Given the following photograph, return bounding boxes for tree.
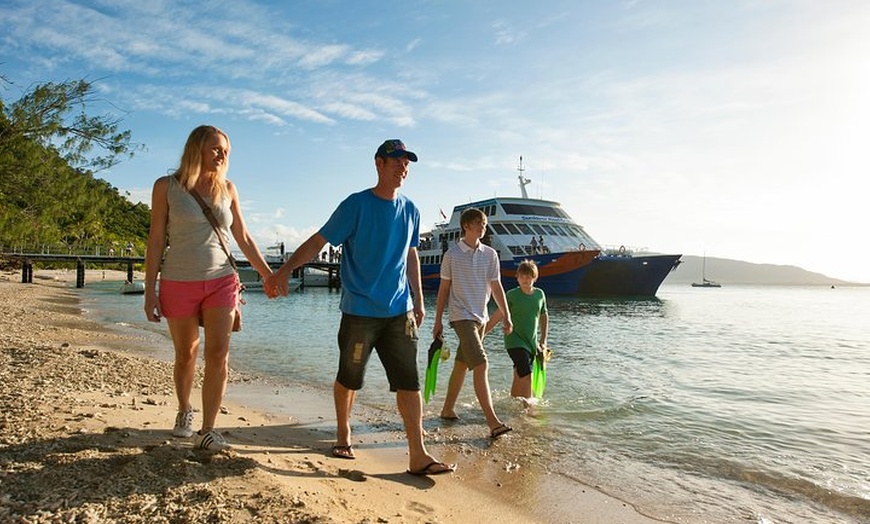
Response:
[0,76,149,253]
[0,78,141,172]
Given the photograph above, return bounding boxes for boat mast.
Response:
[518,156,531,199]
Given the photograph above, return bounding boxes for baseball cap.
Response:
[375,139,418,162]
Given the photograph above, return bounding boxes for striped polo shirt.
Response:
[441,239,501,324]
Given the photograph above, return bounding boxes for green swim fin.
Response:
[531,349,547,399]
[424,335,444,404]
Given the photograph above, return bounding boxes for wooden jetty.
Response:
[2,252,341,290]
[2,253,145,288]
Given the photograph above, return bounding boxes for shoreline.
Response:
[0,270,665,523]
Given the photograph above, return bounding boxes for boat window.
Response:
[491,223,509,235]
[553,225,568,236]
[515,223,534,235]
[508,245,526,256]
[542,224,556,235]
[502,203,565,218]
[486,205,497,216]
[504,223,522,235]
[530,224,546,235]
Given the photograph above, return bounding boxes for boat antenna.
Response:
[518,156,531,199]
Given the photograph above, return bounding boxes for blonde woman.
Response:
[144,125,272,451]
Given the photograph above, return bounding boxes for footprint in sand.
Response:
[406,500,434,514]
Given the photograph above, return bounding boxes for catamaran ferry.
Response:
[418,165,681,297]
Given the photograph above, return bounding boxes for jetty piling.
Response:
[3,253,146,288]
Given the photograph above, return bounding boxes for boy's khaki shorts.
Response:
[450,319,487,369]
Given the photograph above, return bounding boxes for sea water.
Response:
[80,282,869,523]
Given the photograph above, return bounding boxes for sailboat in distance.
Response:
[692,253,721,288]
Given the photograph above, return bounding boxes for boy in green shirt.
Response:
[487,260,549,399]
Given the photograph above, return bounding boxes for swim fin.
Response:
[531,348,547,399]
[424,335,444,404]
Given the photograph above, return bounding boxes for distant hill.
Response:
[661,255,866,286]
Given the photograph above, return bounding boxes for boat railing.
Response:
[600,245,648,256]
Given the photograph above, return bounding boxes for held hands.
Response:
[261,268,277,298]
[263,270,289,298]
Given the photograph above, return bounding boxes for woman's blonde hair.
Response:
[172,125,230,204]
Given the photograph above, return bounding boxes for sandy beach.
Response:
[0,269,666,523]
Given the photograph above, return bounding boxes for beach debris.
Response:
[338,468,367,482]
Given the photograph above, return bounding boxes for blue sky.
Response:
[2,0,868,283]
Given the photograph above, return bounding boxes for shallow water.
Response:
[82,282,870,523]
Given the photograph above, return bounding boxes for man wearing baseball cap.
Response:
[267,139,455,477]
[374,138,419,162]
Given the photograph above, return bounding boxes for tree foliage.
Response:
[0,77,150,254]
[0,78,139,172]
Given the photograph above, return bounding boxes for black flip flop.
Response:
[407,461,456,476]
[331,445,355,459]
[490,424,513,439]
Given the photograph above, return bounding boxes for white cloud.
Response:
[299,44,350,68]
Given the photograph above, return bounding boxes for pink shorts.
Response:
[159,273,240,319]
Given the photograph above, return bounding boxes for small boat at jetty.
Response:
[418,160,682,297]
[238,243,301,292]
[119,280,145,295]
[300,266,331,287]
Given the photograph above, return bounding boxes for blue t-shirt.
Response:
[320,189,420,317]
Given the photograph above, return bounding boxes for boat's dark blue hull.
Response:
[575,254,682,297]
[421,252,681,297]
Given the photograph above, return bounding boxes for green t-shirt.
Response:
[503,286,547,354]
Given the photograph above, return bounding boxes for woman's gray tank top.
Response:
[160,175,235,281]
